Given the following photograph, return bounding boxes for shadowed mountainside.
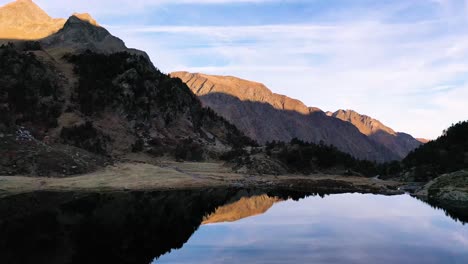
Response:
[171,72,401,162]
[329,109,422,158]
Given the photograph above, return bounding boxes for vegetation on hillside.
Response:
[403,121,468,181]
[0,44,63,130]
[65,51,255,157]
[222,138,390,177]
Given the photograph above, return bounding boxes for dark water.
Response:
[0,189,466,264]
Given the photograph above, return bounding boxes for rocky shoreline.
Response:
[414,170,468,206]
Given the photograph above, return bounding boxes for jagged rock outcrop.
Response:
[0,0,66,40]
[329,109,422,158]
[171,72,399,162]
[41,15,128,54]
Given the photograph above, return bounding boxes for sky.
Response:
[3,0,468,138]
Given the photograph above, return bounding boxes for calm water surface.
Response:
[0,190,467,264]
[155,193,468,264]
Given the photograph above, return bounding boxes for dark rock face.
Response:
[171,72,398,162]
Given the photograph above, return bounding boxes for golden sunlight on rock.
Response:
[0,0,65,40]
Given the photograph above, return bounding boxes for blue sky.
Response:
[3,0,468,138]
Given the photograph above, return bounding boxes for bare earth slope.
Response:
[330,109,422,158]
[171,71,400,162]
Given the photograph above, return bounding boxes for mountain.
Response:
[0,0,66,40]
[329,109,422,158]
[417,138,430,144]
[171,72,401,162]
[41,15,130,54]
[0,1,254,176]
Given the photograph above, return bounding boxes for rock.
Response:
[415,170,468,203]
[231,153,288,175]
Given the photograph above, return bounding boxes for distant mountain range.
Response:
[171,72,423,161]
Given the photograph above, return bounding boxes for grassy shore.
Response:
[0,161,404,197]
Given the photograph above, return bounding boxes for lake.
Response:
[155,193,468,264]
[0,190,466,264]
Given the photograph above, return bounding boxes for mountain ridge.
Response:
[171,71,404,162]
[171,71,422,161]
[329,109,422,158]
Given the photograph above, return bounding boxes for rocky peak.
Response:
[72,13,99,26]
[0,0,50,22]
[0,0,66,40]
[41,15,127,53]
[331,109,422,158]
[331,109,395,136]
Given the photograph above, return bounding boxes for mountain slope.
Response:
[0,3,254,176]
[0,0,65,40]
[171,71,399,162]
[329,109,422,158]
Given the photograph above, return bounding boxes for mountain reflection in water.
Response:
[0,189,466,264]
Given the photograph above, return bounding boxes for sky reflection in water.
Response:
[155,193,468,264]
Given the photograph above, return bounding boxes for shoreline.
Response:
[0,161,404,198]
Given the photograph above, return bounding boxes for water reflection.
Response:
[0,189,466,264]
[156,194,468,264]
